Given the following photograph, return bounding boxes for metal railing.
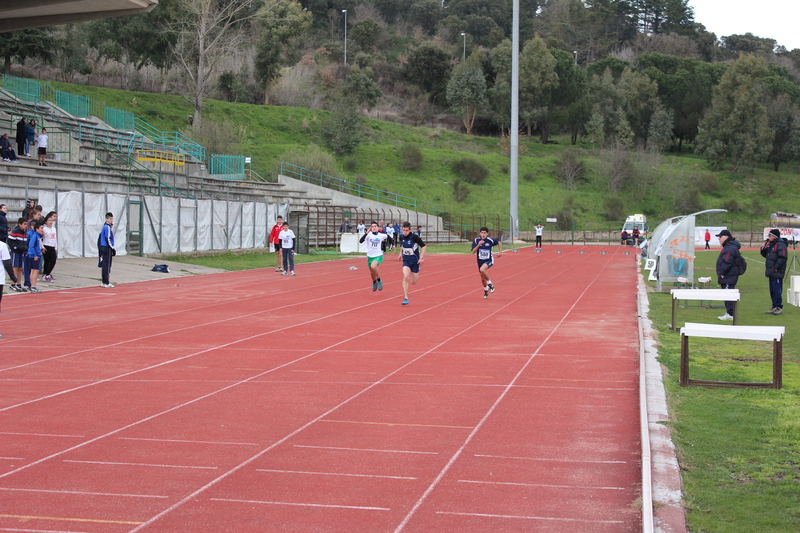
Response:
[210,154,245,180]
[134,118,205,162]
[280,163,446,216]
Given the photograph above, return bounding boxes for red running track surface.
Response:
[0,245,642,533]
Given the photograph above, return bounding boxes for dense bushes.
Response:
[451,156,489,184]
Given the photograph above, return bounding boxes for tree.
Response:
[647,103,674,151]
[350,18,383,51]
[344,67,383,110]
[409,0,442,34]
[171,0,266,126]
[403,42,452,105]
[0,29,56,74]
[321,103,364,155]
[254,0,312,104]
[696,54,774,171]
[765,94,800,171]
[52,24,93,82]
[446,55,487,135]
[519,38,558,141]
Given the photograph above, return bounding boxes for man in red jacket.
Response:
[269,215,284,272]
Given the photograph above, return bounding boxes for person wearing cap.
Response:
[715,229,741,321]
[760,229,788,315]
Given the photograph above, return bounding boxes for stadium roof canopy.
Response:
[0,0,158,32]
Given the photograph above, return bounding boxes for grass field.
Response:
[647,249,800,532]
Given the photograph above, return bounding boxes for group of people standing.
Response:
[2,118,49,166]
[1,200,59,296]
[714,228,789,320]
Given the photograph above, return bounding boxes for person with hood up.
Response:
[760,228,788,315]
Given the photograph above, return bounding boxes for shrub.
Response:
[522,172,536,182]
[722,198,741,212]
[501,164,509,174]
[452,179,470,202]
[343,157,358,171]
[355,174,368,185]
[553,208,574,230]
[321,103,364,155]
[275,144,336,177]
[399,143,423,170]
[451,157,489,185]
[604,196,625,221]
[555,149,586,190]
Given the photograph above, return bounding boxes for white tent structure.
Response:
[645,209,726,291]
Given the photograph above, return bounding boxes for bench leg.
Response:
[671,298,677,332]
[733,300,739,325]
[773,339,783,389]
[680,334,689,386]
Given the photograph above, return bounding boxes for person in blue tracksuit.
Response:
[471,226,502,299]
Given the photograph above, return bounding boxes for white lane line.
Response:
[0,527,86,533]
[117,437,259,446]
[0,432,83,438]
[210,498,390,511]
[256,469,416,480]
[392,254,623,533]
[457,479,626,490]
[0,487,167,498]
[435,511,623,524]
[473,454,626,464]
[294,445,438,455]
[62,460,217,470]
[0,457,25,460]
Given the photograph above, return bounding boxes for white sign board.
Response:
[546,218,557,223]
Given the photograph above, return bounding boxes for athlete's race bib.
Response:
[479,249,490,260]
[402,248,415,255]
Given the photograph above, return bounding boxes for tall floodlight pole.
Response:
[461,32,466,61]
[573,50,577,65]
[342,10,348,65]
[509,0,519,238]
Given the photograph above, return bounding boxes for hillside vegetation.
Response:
[54,79,800,230]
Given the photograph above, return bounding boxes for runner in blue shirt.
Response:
[397,221,426,305]
[471,226,502,299]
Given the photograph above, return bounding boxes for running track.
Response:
[0,245,641,532]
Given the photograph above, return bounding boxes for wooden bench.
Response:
[679,322,785,389]
[670,288,740,331]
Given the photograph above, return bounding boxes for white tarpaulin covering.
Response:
[35,189,281,257]
[37,190,128,259]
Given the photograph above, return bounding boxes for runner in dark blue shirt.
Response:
[397,221,426,305]
[471,226,502,299]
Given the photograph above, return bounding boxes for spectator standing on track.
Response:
[15,117,26,157]
[620,230,629,246]
[41,211,57,282]
[0,238,19,338]
[7,218,27,292]
[397,221,426,306]
[339,217,352,233]
[98,212,115,288]
[392,220,401,242]
[37,128,48,166]
[632,226,640,246]
[760,228,788,316]
[26,219,44,293]
[535,223,543,249]
[0,204,8,242]
[25,119,36,157]
[269,215,284,272]
[279,221,296,276]
[704,229,711,250]
[715,229,740,321]
[360,221,388,292]
[471,226,502,299]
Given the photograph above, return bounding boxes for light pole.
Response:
[573,50,577,65]
[342,9,347,65]
[461,32,466,61]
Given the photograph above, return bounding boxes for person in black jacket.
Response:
[760,229,788,315]
[0,204,8,242]
[16,117,27,156]
[715,229,741,321]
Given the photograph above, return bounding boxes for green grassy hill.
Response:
[53,81,800,230]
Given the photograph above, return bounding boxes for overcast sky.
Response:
[690,0,799,50]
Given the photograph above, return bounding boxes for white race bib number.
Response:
[479,249,490,260]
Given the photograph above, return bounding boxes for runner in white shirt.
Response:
[359,221,388,291]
